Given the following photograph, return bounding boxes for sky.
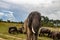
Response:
[0,0,60,22]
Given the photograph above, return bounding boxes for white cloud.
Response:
[0,0,60,21]
[0,11,17,21]
[0,1,10,9]
[55,11,60,20]
[0,12,4,18]
[4,11,17,21]
[0,12,4,16]
[3,0,53,5]
[47,14,57,20]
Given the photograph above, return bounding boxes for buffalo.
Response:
[17,27,24,33]
[25,11,41,40]
[39,28,51,37]
[8,26,18,34]
[49,31,60,40]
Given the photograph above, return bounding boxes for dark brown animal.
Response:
[49,31,60,40]
[17,27,24,33]
[8,26,18,34]
[25,11,41,40]
[39,28,51,36]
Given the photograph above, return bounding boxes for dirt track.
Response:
[0,38,6,40]
[0,33,26,40]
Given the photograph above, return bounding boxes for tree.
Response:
[0,19,3,22]
[53,20,60,27]
[7,20,10,23]
[44,16,49,23]
[20,21,23,24]
[41,16,49,23]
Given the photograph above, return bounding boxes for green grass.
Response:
[0,22,60,40]
[0,34,16,40]
[0,22,23,40]
[0,22,22,34]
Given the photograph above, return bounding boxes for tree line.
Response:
[0,19,23,24]
[41,16,60,27]
[0,16,60,27]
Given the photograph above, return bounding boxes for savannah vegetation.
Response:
[0,16,60,40]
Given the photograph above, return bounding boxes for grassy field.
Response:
[0,22,60,40]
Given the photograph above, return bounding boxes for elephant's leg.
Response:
[33,33,38,40]
[27,27,32,40]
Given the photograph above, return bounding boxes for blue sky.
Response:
[0,0,60,22]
